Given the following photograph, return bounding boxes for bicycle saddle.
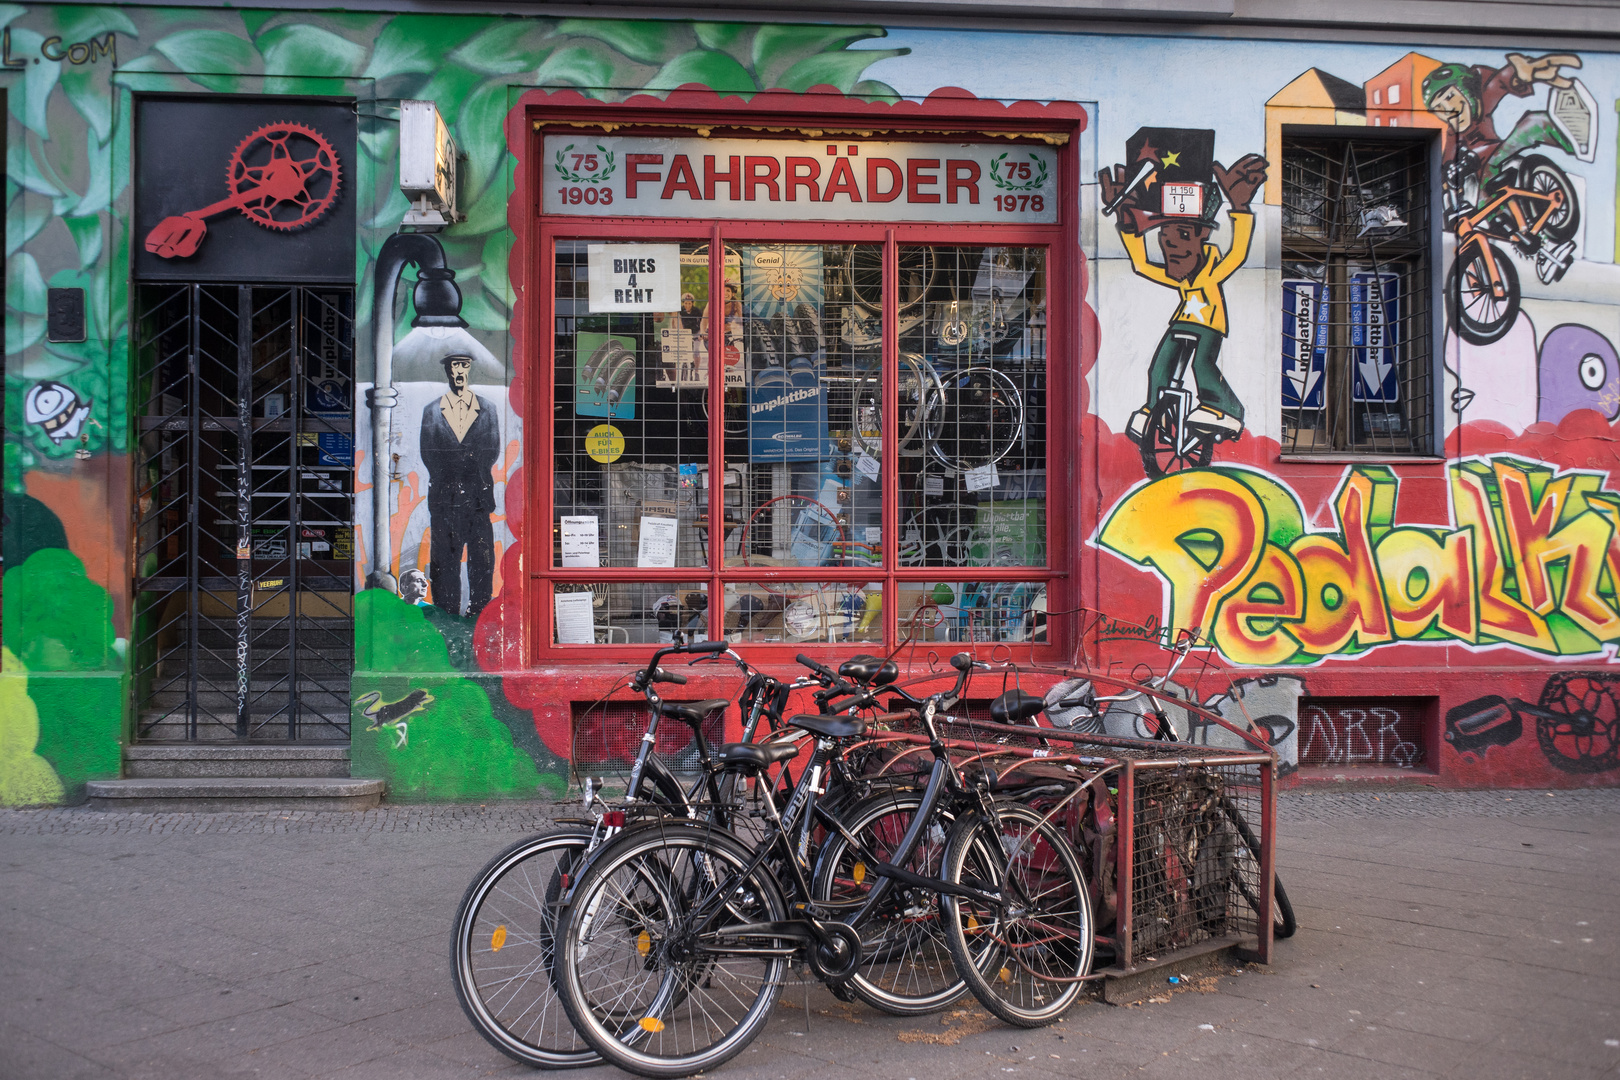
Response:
[990,689,1046,725]
[788,713,868,739]
[659,699,730,727]
[838,655,898,686]
[718,740,800,772]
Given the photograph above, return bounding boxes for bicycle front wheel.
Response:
[555,822,788,1079]
[811,791,970,1015]
[451,827,600,1068]
[942,804,1094,1027]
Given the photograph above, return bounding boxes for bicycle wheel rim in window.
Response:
[941,804,1094,1027]
[809,791,972,1015]
[555,823,788,1079]
[851,353,943,461]
[740,495,847,593]
[451,828,601,1068]
[848,245,936,314]
[926,367,1024,474]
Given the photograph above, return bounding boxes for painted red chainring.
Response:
[226,121,342,231]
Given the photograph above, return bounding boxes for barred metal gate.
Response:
[132,284,355,741]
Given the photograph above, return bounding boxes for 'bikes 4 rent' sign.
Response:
[542,135,1058,224]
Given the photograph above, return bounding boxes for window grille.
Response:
[1281,137,1433,454]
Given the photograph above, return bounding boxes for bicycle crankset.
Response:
[145,121,342,259]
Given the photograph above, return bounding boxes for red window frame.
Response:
[516,88,1087,665]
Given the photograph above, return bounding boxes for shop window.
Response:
[1281,136,1434,455]
[545,235,1057,653]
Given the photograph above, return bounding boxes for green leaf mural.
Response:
[0,8,906,802]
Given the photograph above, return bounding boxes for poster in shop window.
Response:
[654,250,744,388]
[745,245,829,461]
[576,330,637,419]
[1282,278,1327,411]
[1350,271,1400,403]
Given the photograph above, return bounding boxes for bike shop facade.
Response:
[3,1,1619,806]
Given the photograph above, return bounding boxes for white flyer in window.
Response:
[636,516,679,568]
[560,516,600,567]
[555,592,597,644]
[855,452,881,483]
[587,243,682,313]
[964,463,1000,492]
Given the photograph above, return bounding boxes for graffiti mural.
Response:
[1099,455,1620,666]
[1445,673,1620,773]
[1098,128,1267,476]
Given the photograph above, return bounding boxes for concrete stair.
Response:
[87,745,384,811]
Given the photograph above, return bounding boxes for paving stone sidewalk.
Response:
[2,788,1617,1080]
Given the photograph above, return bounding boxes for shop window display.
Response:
[548,235,1053,650]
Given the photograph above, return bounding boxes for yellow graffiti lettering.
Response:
[1101,456,1620,664]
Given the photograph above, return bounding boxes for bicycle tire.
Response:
[941,804,1094,1028]
[810,790,971,1015]
[1514,155,1579,246]
[555,821,788,1079]
[1273,873,1297,939]
[1140,394,1212,478]
[452,827,601,1069]
[851,353,943,460]
[1447,242,1519,346]
[925,367,1025,474]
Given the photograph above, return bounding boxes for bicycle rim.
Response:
[557,823,787,1079]
[451,828,600,1068]
[943,805,1094,1027]
[811,792,969,1015]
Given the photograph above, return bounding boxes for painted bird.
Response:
[355,689,434,749]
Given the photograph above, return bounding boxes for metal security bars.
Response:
[1281,137,1434,454]
[132,284,355,742]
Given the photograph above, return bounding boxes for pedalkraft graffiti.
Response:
[1099,455,1620,665]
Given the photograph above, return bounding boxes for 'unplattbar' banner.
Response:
[542,136,1059,223]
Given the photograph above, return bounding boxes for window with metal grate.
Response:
[1281,137,1435,455]
[1298,696,1430,768]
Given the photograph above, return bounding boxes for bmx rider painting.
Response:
[1100,127,1269,446]
[1421,53,1582,185]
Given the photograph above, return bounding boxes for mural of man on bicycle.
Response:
[1099,128,1268,470]
[1422,52,1584,184]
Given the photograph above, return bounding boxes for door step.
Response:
[85,776,385,812]
[125,744,352,778]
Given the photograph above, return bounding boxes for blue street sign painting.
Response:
[749,363,829,461]
[1351,272,1400,403]
[1282,279,1326,410]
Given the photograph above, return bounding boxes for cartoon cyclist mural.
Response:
[1423,52,1597,292]
[1099,128,1268,477]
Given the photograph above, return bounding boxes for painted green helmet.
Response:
[1421,63,1483,114]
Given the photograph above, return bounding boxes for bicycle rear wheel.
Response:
[451,827,600,1068]
[941,804,1094,1027]
[555,822,788,1079]
[811,791,971,1015]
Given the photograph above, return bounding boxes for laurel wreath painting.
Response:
[989,152,1050,192]
[554,144,617,184]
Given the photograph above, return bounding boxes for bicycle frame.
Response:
[1450,176,1564,300]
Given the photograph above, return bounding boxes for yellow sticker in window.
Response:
[586,423,625,463]
[491,925,507,952]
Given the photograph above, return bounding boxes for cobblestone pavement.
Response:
[2,788,1618,1079]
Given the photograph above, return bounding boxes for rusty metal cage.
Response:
[570,699,728,778]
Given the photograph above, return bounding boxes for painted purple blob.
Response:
[1538,324,1620,425]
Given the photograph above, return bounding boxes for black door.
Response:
[132,284,355,741]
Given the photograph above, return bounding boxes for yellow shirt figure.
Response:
[1120,211,1253,336]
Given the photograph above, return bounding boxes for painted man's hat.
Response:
[1120,127,1223,226]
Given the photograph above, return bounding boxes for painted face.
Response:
[445,357,472,391]
[1538,324,1620,425]
[1429,86,1474,133]
[1157,222,1210,281]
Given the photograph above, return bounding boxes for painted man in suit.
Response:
[420,354,500,617]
